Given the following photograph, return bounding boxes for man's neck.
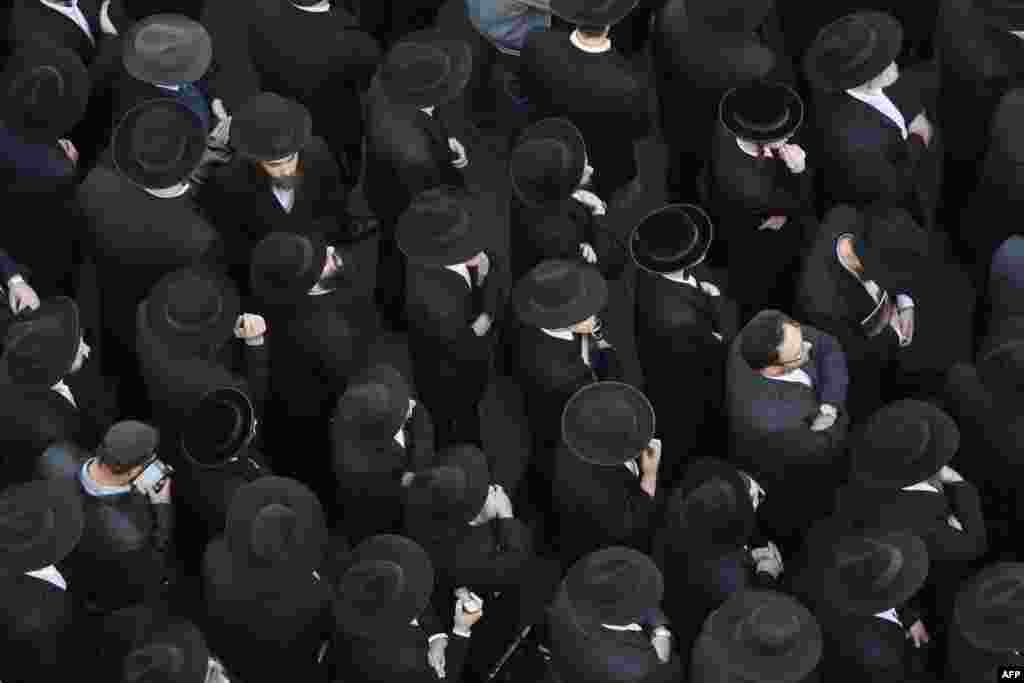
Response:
[570,29,611,53]
[87,461,131,488]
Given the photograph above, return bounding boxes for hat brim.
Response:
[821,532,930,617]
[122,14,213,85]
[514,261,608,329]
[0,296,82,387]
[704,590,823,683]
[145,268,241,353]
[565,548,663,625]
[510,118,588,208]
[803,12,903,92]
[562,381,655,466]
[225,477,327,571]
[955,562,1024,652]
[181,387,257,468]
[0,479,84,576]
[112,98,207,189]
[396,189,488,267]
[1,43,91,143]
[852,402,960,488]
[630,204,714,275]
[231,98,314,162]
[251,232,327,306]
[379,34,473,109]
[719,83,804,144]
[671,458,756,549]
[334,365,412,445]
[550,0,640,26]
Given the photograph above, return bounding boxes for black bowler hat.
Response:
[510,117,587,208]
[335,534,435,638]
[182,387,257,467]
[954,562,1024,652]
[720,81,804,144]
[562,381,655,466]
[112,98,206,189]
[821,532,929,616]
[333,364,412,445]
[629,204,714,275]
[565,547,664,625]
[145,267,241,352]
[667,457,755,550]
[122,14,212,84]
[0,296,81,388]
[975,0,1024,29]
[250,231,329,305]
[405,445,491,533]
[0,479,84,576]
[513,259,608,329]
[550,0,640,26]
[851,399,960,489]
[231,92,313,162]
[701,590,823,683]
[1,43,90,143]
[978,335,1024,401]
[121,620,210,683]
[396,186,487,267]
[378,31,472,109]
[804,12,903,92]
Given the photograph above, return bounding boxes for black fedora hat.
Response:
[955,562,1024,652]
[562,381,655,466]
[0,296,82,388]
[122,14,212,84]
[225,476,327,572]
[975,0,1024,29]
[513,259,608,329]
[405,445,491,532]
[1,43,90,144]
[977,336,1024,401]
[121,620,210,683]
[550,0,640,26]
[804,12,903,92]
[378,30,472,108]
[566,547,663,625]
[332,364,412,445]
[181,387,257,468]
[851,399,960,489]
[822,532,929,616]
[720,81,804,144]
[250,231,328,305]
[335,534,435,638]
[396,186,487,267]
[145,267,240,353]
[112,98,206,189]
[629,204,714,275]
[687,0,774,33]
[510,117,587,208]
[668,457,755,550]
[231,92,313,162]
[0,479,84,576]
[702,590,823,683]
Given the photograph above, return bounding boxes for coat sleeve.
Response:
[711,294,742,343]
[598,471,661,547]
[243,342,271,421]
[451,519,534,591]
[0,248,24,283]
[482,249,507,323]
[406,402,437,472]
[808,328,850,408]
[938,481,988,561]
[827,116,926,205]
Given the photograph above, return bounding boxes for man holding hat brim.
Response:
[201,476,333,682]
[547,547,681,683]
[708,80,813,320]
[948,562,1024,682]
[551,381,663,564]
[397,185,506,450]
[631,203,739,486]
[804,11,941,230]
[519,0,652,204]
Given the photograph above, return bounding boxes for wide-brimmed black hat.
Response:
[231,92,313,162]
[145,267,240,353]
[513,259,608,329]
[112,98,206,189]
[630,204,714,275]
[335,534,435,639]
[562,381,655,466]
[121,620,210,683]
[0,296,81,388]
[551,0,640,26]
[687,0,774,33]
[954,562,1024,652]
[821,532,929,616]
[225,476,327,573]
[396,186,487,267]
[182,387,257,468]
[122,14,212,84]
[975,0,1024,29]
[0,479,84,576]
[720,81,804,144]
[405,445,491,533]
[804,12,903,92]
[1,43,90,143]
[701,590,823,683]
[667,457,755,550]
[566,547,663,625]
[377,31,472,108]
[510,117,587,208]
[851,400,960,489]
[332,364,412,446]
[250,231,328,305]
[977,335,1024,401]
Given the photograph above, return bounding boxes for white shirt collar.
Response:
[623,459,639,478]
[661,269,698,288]
[51,379,76,408]
[99,0,117,34]
[444,262,472,288]
[874,608,903,628]
[293,0,331,10]
[739,469,766,510]
[394,399,416,446]
[40,0,95,43]
[601,622,643,632]
[144,182,191,199]
[845,87,908,140]
[420,106,435,117]
[271,184,296,213]
[155,82,181,92]
[1012,30,1024,40]
[902,481,940,493]
[766,367,813,388]
[541,327,575,341]
[26,565,67,590]
[569,29,612,53]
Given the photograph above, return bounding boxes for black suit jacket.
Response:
[813,609,929,683]
[10,0,101,64]
[334,619,470,683]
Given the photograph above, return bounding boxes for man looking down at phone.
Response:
[60,420,176,614]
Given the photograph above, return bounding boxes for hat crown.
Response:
[586,557,643,612]
[817,14,882,79]
[685,477,739,522]
[123,643,187,682]
[343,559,407,607]
[385,43,451,94]
[194,397,243,453]
[976,577,1024,621]
[736,604,803,656]
[637,210,700,264]
[131,106,190,171]
[512,139,574,200]
[578,396,641,440]
[14,65,65,118]
[249,503,299,563]
[3,316,71,385]
[0,503,55,554]
[132,17,206,75]
[725,83,796,138]
[163,275,225,332]
[836,538,905,595]
[530,261,585,312]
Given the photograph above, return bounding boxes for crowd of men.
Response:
[1,0,1023,681]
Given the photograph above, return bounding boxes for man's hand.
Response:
[639,438,661,497]
[750,542,784,579]
[490,485,513,519]
[471,313,492,337]
[776,144,807,174]
[146,478,172,505]
[427,637,447,679]
[906,620,930,648]
[937,465,964,484]
[453,589,484,636]
[7,277,40,314]
[466,251,490,280]
[698,281,721,297]
[908,113,934,147]
[810,406,838,432]
[401,471,416,488]
[580,242,598,264]
[572,189,607,216]
[209,99,232,148]
[759,215,788,231]
[57,138,79,165]
[896,307,914,346]
[234,313,267,346]
[448,138,469,169]
[650,629,672,663]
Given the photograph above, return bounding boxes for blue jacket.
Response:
[465,0,551,54]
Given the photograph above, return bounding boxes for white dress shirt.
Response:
[444,262,473,288]
[293,0,331,11]
[602,622,644,632]
[541,326,591,367]
[874,608,903,628]
[394,399,416,447]
[272,186,296,213]
[51,380,77,408]
[40,0,95,44]
[767,368,813,388]
[846,87,908,140]
[25,564,67,591]
[99,0,116,34]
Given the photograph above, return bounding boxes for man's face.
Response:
[776,322,811,370]
[260,153,300,184]
[69,337,90,374]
